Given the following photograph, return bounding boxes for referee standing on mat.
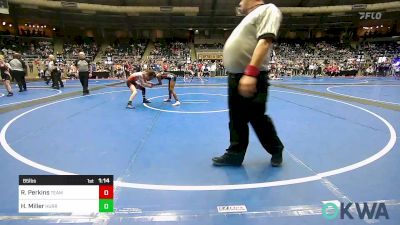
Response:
[75,52,92,95]
[212,0,284,167]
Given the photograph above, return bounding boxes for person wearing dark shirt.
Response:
[155,72,180,106]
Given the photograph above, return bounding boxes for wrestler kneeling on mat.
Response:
[155,72,181,106]
[126,70,156,109]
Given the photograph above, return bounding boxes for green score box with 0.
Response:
[19,175,114,213]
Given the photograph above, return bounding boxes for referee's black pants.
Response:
[79,71,89,94]
[51,71,63,88]
[12,70,26,91]
[227,71,284,156]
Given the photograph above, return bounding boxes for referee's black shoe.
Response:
[212,152,244,166]
[271,153,283,167]
[143,98,151,104]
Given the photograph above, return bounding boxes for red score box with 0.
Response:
[99,185,114,199]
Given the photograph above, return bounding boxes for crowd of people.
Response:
[107,42,147,58]
[62,41,99,61]
[86,41,149,79]
[270,41,400,77]
[1,36,399,86]
[149,41,191,64]
[87,40,195,79]
[0,37,54,60]
[195,43,224,49]
[22,41,54,59]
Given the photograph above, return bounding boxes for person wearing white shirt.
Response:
[9,53,27,92]
[210,62,217,77]
[213,0,284,167]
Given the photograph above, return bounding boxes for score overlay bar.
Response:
[19,175,114,213]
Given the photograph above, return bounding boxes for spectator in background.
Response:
[366,65,375,76]
[9,53,27,92]
[210,61,217,77]
[28,61,34,74]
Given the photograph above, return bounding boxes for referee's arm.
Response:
[239,38,273,97]
[249,38,273,68]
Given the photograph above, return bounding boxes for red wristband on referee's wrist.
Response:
[244,65,260,77]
